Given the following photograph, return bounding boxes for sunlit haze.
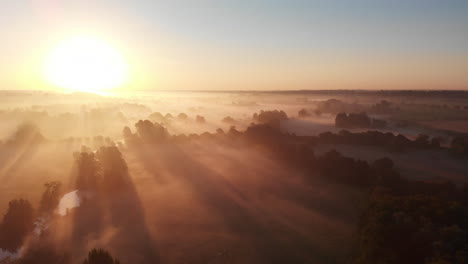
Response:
[1,2,468,264]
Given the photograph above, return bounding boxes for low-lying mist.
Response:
[1,90,468,264]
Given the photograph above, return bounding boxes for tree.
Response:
[177,113,188,120]
[356,195,468,264]
[74,151,101,191]
[39,181,62,215]
[371,158,401,190]
[222,116,235,124]
[253,110,288,125]
[335,112,372,128]
[431,137,442,148]
[335,113,348,128]
[135,120,169,143]
[195,115,206,123]
[83,249,121,264]
[415,134,430,147]
[348,112,371,128]
[298,108,310,118]
[316,150,373,188]
[388,134,412,152]
[96,146,129,192]
[0,199,34,251]
[7,123,44,146]
[371,118,387,128]
[450,137,466,155]
[147,112,164,122]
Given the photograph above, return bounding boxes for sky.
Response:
[0,0,467,91]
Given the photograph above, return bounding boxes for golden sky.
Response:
[1,1,467,91]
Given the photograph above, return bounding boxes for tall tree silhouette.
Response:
[38,181,62,215]
[0,199,34,251]
[74,152,101,191]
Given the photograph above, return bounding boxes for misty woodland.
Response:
[0,90,467,264]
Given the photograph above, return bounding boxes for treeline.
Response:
[0,123,44,147]
[252,110,288,127]
[263,89,468,99]
[316,130,443,152]
[317,130,468,156]
[155,120,468,264]
[121,119,465,157]
[248,127,468,264]
[0,181,64,263]
[348,157,468,264]
[2,118,463,263]
[147,111,201,124]
[240,123,468,264]
[0,145,132,264]
[451,137,468,156]
[122,111,289,147]
[335,112,387,129]
[316,99,399,115]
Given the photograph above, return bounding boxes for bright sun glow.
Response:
[45,35,129,92]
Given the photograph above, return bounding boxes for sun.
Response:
[45,35,129,93]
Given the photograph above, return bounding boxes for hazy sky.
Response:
[1,0,467,91]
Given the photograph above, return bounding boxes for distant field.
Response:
[419,120,468,134]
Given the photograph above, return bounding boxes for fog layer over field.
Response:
[0,90,467,264]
